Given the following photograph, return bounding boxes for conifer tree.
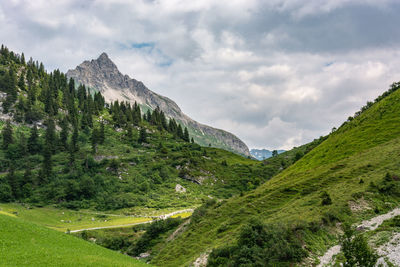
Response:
[45,118,56,154]
[2,120,13,150]
[6,164,18,199]
[183,127,190,142]
[71,125,79,152]
[177,124,184,139]
[27,125,40,154]
[138,127,147,143]
[99,121,105,144]
[126,124,133,143]
[41,144,52,182]
[91,127,100,153]
[17,131,27,157]
[59,117,69,150]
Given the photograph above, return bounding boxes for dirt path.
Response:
[317,207,400,267]
[69,209,193,233]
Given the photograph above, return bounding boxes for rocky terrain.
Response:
[67,53,250,156]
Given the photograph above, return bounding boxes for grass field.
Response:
[0,203,156,232]
[0,203,193,232]
[0,214,149,267]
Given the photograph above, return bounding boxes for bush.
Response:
[208,219,308,266]
[127,217,182,256]
[341,224,378,267]
[321,191,332,205]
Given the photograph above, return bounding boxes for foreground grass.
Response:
[0,214,149,267]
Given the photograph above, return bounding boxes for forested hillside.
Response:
[0,46,288,211]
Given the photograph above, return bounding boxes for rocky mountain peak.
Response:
[67,53,251,156]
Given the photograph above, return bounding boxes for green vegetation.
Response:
[152,82,400,266]
[340,224,378,267]
[0,45,284,212]
[74,217,186,264]
[207,219,307,266]
[0,214,148,266]
[0,203,152,232]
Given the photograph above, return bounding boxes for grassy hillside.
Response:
[152,83,400,266]
[0,214,148,266]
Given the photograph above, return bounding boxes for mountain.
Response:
[250,148,285,160]
[66,53,250,156]
[152,82,400,266]
[0,45,275,211]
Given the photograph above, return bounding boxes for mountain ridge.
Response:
[66,53,250,156]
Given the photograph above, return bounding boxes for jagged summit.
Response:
[67,53,250,156]
[98,52,109,59]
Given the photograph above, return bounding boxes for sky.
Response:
[1,0,400,150]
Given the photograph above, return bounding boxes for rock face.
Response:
[175,184,186,193]
[67,53,250,156]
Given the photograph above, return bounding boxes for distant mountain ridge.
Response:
[250,149,285,160]
[66,53,250,156]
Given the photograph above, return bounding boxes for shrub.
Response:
[208,220,308,266]
[341,224,378,267]
[321,191,332,205]
[127,217,182,256]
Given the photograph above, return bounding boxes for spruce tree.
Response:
[2,120,13,150]
[6,164,18,199]
[27,125,40,154]
[183,127,190,142]
[71,125,79,152]
[126,124,133,142]
[45,118,56,154]
[59,117,69,150]
[138,127,147,144]
[91,127,99,153]
[17,131,27,157]
[177,124,184,140]
[41,144,52,182]
[99,121,105,144]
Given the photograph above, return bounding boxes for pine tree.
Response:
[59,117,69,150]
[126,124,133,142]
[18,71,25,90]
[2,120,13,150]
[21,52,25,65]
[71,125,79,152]
[183,127,190,142]
[44,118,56,154]
[91,127,99,153]
[177,124,184,140]
[6,164,18,199]
[17,131,27,157]
[138,127,147,143]
[27,125,40,154]
[41,144,52,182]
[99,121,105,144]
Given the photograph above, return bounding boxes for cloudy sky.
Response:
[1,0,400,150]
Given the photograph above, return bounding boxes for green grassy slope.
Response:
[0,214,148,267]
[152,85,400,266]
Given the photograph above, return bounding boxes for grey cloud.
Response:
[1,0,400,149]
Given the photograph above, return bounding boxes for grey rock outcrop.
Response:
[66,53,250,156]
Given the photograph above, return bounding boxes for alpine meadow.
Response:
[1,1,400,267]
